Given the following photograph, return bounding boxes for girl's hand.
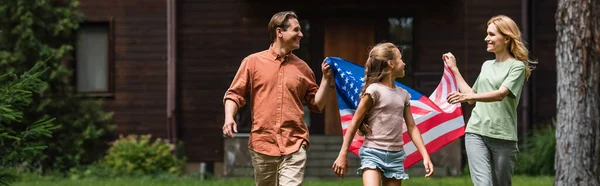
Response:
[423,158,434,177]
[331,155,348,178]
[442,52,458,70]
[447,91,470,104]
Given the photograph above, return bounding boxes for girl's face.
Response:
[485,23,509,53]
[389,48,406,78]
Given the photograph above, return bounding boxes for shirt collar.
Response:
[268,44,290,62]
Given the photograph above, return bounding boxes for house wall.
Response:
[78,0,169,138]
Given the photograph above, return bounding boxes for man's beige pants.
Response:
[249,145,307,186]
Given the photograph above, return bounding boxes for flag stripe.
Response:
[402,116,466,154]
[403,126,466,168]
[402,109,464,143]
[410,105,432,115]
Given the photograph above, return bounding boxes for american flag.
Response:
[325,57,465,168]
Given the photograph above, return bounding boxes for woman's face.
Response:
[484,23,509,53]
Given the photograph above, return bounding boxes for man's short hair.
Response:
[268,11,298,42]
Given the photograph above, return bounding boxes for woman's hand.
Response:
[447,91,471,104]
[442,52,458,71]
[332,154,348,178]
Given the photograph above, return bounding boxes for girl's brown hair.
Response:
[357,42,400,136]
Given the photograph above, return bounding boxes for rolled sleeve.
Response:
[223,58,251,108]
[304,71,320,113]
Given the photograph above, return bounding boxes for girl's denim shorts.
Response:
[357,146,409,180]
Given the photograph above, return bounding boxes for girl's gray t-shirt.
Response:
[362,83,411,151]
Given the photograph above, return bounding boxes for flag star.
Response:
[360,77,364,81]
[351,95,354,101]
[354,100,358,106]
[346,71,352,75]
[354,88,359,94]
[337,68,342,72]
[345,78,349,83]
[340,73,345,78]
[350,83,354,88]
[334,63,338,66]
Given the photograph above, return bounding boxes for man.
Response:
[222,11,333,186]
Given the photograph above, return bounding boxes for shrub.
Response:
[101,135,186,176]
[515,123,555,176]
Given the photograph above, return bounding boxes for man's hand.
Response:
[222,118,238,138]
[322,58,333,81]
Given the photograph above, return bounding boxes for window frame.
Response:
[74,18,115,97]
[384,17,416,87]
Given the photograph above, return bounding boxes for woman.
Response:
[443,15,536,186]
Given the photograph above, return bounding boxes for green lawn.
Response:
[14,175,554,186]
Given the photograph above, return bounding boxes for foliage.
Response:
[515,121,556,176]
[100,135,186,177]
[0,0,115,173]
[0,63,56,186]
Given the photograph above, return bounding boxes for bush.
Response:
[101,135,186,176]
[515,123,555,176]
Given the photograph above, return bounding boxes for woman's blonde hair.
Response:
[487,15,537,79]
[357,42,400,136]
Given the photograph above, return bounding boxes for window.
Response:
[388,17,414,86]
[75,22,113,95]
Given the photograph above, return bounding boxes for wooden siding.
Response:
[78,0,169,139]
[176,0,271,162]
[532,0,558,126]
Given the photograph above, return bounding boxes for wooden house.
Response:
[76,0,558,177]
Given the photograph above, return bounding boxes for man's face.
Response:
[278,18,303,50]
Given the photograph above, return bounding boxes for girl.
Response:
[443,15,536,186]
[332,42,433,186]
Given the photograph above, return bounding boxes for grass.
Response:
[13,174,553,186]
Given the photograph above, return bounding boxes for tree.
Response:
[0,0,114,173]
[0,63,55,186]
[555,0,600,185]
